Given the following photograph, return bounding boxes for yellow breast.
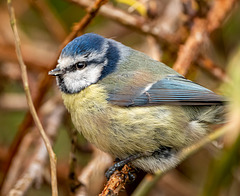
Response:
[61,83,190,159]
[61,84,112,152]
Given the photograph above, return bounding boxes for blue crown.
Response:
[61,33,105,57]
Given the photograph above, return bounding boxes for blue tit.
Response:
[49,33,225,176]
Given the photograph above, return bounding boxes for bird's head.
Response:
[49,33,127,94]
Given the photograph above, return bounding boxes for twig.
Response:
[7,104,65,196]
[70,0,180,44]
[0,44,53,72]
[1,131,35,195]
[173,18,206,76]
[68,129,80,195]
[146,35,162,61]
[207,0,237,33]
[99,164,133,196]
[7,1,58,196]
[1,95,63,195]
[2,0,107,188]
[173,0,237,76]
[198,55,229,82]
[132,124,230,196]
[63,0,108,46]
[98,1,236,194]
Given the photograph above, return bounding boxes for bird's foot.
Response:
[105,162,137,184]
[105,159,128,179]
[127,169,137,182]
[105,152,151,179]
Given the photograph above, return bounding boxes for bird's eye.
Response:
[75,62,87,70]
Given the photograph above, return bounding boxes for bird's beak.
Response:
[48,67,63,76]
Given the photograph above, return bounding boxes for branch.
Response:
[0,44,53,72]
[99,164,134,196]
[133,45,240,195]
[7,1,58,196]
[7,103,65,196]
[1,95,64,195]
[68,129,81,194]
[3,0,107,188]
[98,124,229,196]
[197,55,229,82]
[173,18,206,76]
[72,0,233,79]
[1,130,34,195]
[70,0,180,44]
[63,0,108,46]
[173,0,237,76]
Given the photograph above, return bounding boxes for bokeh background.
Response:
[0,0,240,195]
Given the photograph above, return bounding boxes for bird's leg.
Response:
[105,152,151,179]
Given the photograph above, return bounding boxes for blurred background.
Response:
[0,0,240,195]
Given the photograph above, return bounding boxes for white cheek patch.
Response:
[81,65,103,83]
[63,65,103,93]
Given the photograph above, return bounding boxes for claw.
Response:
[105,152,151,179]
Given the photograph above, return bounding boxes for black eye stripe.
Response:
[63,65,77,73]
[63,62,87,73]
[62,59,105,73]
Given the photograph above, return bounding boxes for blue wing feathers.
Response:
[108,75,224,106]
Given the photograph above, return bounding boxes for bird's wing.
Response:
[107,75,224,107]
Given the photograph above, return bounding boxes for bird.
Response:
[49,33,225,177]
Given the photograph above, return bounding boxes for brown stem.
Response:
[7,1,58,195]
[173,0,237,76]
[2,0,107,189]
